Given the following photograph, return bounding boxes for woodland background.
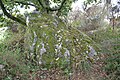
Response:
[0,0,120,80]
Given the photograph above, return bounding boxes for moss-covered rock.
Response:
[25,13,99,68]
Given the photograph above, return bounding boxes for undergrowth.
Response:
[89,27,120,80]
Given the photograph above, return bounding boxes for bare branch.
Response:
[57,0,66,11]
[14,1,38,9]
[0,0,26,25]
[37,0,45,9]
[37,0,67,11]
